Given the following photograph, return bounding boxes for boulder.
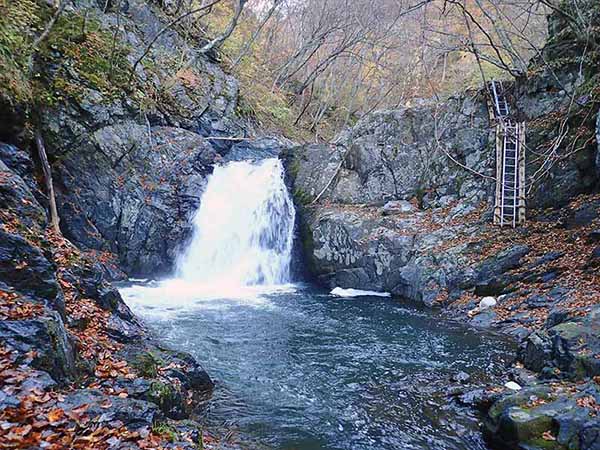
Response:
[382,200,415,215]
[504,381,522,391]
[474,245,530,296]
[0,314,78,382]
[479,296,497,310]
[521,306,600,380]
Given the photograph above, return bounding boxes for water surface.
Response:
[122,284,513,450]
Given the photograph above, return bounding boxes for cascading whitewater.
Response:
[176,158,295,287]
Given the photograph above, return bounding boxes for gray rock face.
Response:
[0,313,78,381]
[287,93,501,303]
[291,94,493,208]
[299,203,496,304]
[34,0,280,278]
[53,124,217,276]
[520,305,600,380]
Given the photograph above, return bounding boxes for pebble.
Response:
[505,381,522,391]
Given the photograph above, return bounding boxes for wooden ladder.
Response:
[489,80,526,227]
[491,80,510,117]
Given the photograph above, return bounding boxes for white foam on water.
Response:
[330,287,391,298]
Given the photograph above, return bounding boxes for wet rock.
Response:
[106,314,145,343]
[485,382,600,450]
[545,307,570,328]
[0,143,34,182]
[521,331,553,373]
[0,314,78,382]
[474,245,529,296]
[0,157,46,230]
[452,371,471,383]
[469,309,497,328]
[484,386,553,446]
[223,137,292,162]
[112,345,213,420]
[458,388,501,411]
[0,231,62,309]
[145,380,188,420]
[58,389,160,431]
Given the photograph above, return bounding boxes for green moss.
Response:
[293,187,312,205]
[0,2,133,112]
[132,351,162,378]
[0,0,46,104]
[151,422,178,442]
[39,12,132,103]
[148,381,176,411]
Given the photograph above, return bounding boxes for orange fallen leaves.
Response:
[0,290,44,320]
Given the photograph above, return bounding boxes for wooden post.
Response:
[493,123,503,225]
[518,122,527,225]
[35,129,61,235]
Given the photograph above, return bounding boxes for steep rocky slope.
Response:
[1,0,291,279]
[286,0,600,305]
[0,0,284,447]
[0,143,215,447]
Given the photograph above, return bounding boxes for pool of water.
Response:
[121,283,514,450]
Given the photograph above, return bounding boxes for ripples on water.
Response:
[121,283,514,450]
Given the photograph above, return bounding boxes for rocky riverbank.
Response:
[0,143,218,448]
[283,1,600,447]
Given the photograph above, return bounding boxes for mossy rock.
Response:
[147,381,188,419]
[498,406,556,444]
[132,351,162,378]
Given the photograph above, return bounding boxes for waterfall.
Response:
[176,158,295,288]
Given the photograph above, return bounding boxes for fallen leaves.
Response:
[0,346,178,450]
[444,193,600,329]
[576,395,600,416]
[0,290,44,320]
[542,430,556,441]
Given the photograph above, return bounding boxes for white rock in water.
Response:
[505,381,522,391]
[479,296,497,310]
[330,287,391,298]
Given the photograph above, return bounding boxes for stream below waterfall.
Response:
[120,158,514,450]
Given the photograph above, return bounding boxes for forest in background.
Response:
[1,0,596,142]
[199,0,552,140]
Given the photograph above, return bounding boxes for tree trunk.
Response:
[35,130,61,235]
[199,0,247,55]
